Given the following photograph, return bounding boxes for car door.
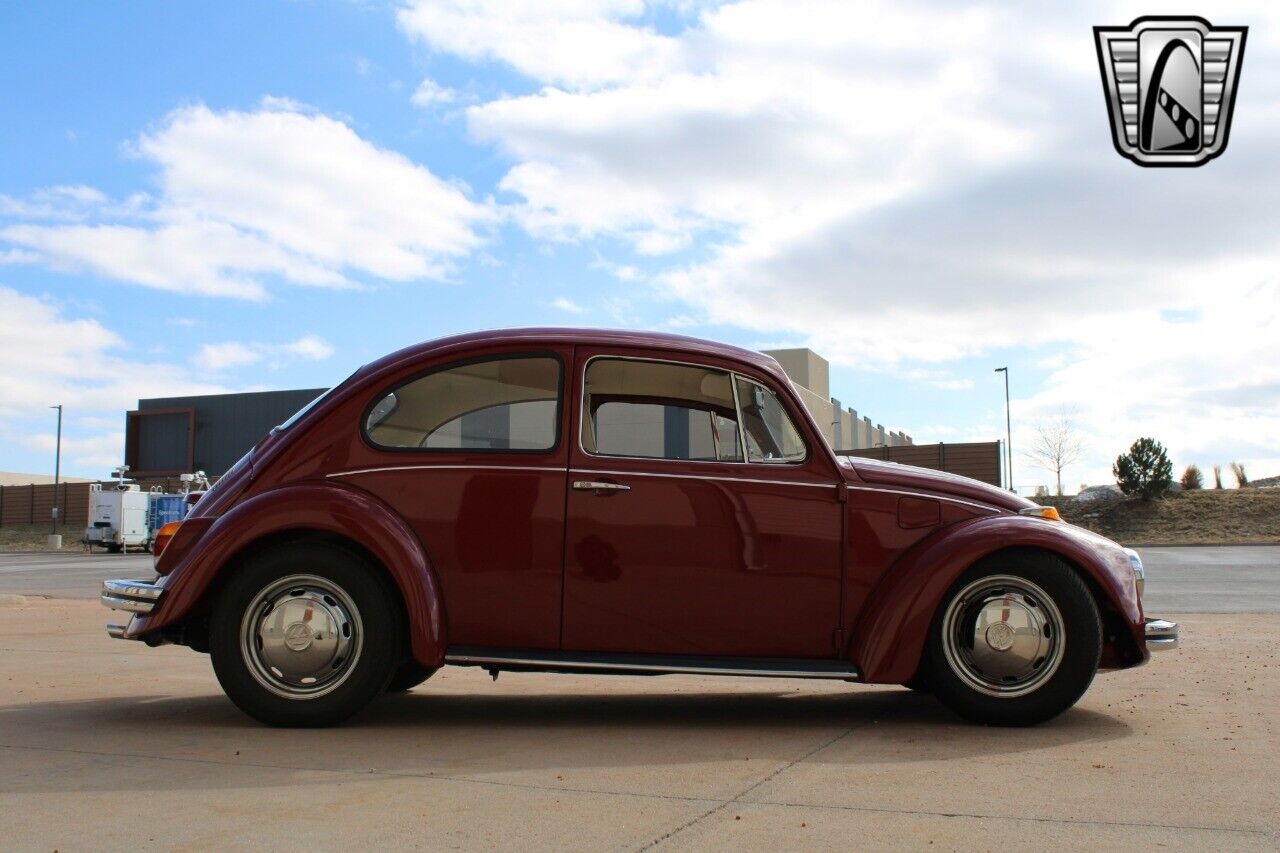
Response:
[561,348,844,659]
[355,348,570,650]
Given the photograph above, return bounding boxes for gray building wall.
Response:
[130,388,325,477]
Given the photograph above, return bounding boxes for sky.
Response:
[1,0,1277,492]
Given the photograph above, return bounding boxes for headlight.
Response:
[1125,548,1145,598]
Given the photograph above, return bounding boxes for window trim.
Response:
[361,351,565,455]
[577,354,809,466]
[733,374,810,465]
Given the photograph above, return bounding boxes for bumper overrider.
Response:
[101,578,164,639]
[1145,617,1179,651]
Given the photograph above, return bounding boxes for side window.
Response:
[734,377,807,463]
[582,359,743,461]
[365,356,561,451]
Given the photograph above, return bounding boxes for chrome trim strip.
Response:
[843,484,1003,514]
[1145,618,1179,651]
[106,623,129,639]
[445,652,859,680]
[569,468,836,491]
[328,464,565,478]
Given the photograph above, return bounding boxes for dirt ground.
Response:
[1042,488,1280,546]
[0,598,1276,850]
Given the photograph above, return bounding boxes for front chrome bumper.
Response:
[1145,617,1179,651]
[102,578,163,640]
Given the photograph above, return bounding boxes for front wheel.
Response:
[209,544,401,727]
[923,551,1101,726]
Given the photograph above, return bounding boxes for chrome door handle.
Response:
[572,480,630,492]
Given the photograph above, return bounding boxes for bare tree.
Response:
[1024,413,1085,496]
[1230,461,1249,488]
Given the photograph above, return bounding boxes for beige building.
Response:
[763,348,912,451]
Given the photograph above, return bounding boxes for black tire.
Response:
[902,672,931,694]
[106,543,123,554]
[922,550,1101,726]
[209,543,401,727]
[385,660,437,693]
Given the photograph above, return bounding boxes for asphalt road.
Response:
[1,544,1276,612]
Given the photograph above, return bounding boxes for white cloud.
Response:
[403,0,1280,484]
[551,296,586,313]
[194,342,263,372]
[281,334,335,361]
[193,335,335,372]
[0,286,228,473]
[1,102,493,299]
[411,78,458,107]
[397,0,681,89]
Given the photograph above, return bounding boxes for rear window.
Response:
[364,355,562,451]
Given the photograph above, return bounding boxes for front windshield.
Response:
[274,368,360,432]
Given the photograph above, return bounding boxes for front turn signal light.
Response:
[153,521,183,560]
[1018,506,1062,521]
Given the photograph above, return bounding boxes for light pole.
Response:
[994,368,1012,492]
[50,404,63,540]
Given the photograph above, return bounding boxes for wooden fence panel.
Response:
[0,482,97,529]
[839,441,1002,487]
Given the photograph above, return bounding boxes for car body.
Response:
[102,328,1177,726]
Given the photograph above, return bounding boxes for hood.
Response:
[840,456,1033,512]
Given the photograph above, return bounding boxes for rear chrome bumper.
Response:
[102,578,163,639]
[1145,617,1179,651]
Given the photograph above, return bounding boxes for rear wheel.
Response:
[209,543,400,727]
[923,551,1101,726]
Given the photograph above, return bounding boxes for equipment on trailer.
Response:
[85,478,149,553]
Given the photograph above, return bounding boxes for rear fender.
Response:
[849,515,1145,683]
[128,481,447,668]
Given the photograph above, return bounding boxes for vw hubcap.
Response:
[940,574,1065,698]
[240,574,363,699]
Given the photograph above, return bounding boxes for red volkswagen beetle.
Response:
[102,329,1176,727]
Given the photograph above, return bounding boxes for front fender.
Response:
[129,481,447,668]
[849,515,1145,683]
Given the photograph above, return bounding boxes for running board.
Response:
[445,647,860,680]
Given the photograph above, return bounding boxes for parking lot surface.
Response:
[0,549,1277,849]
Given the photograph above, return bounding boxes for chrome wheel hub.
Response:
[240,575,363,700]
[941,574,1065,698]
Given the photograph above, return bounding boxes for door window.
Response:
[582,359,743,461]
[365,355,561,451]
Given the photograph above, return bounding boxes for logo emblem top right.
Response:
[1094,16,1247,167]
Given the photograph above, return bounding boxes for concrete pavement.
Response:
[0,544,1278,848]
[0,599,1276,849]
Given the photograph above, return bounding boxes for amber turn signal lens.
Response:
[153,521,183,559]
[1018,506,1061,521]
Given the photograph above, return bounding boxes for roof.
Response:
[367,327,784,376]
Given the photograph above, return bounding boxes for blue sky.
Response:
[2,1,1277,490]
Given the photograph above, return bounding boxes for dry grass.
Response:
[1043,488,1280,545]
[0,525,86,552]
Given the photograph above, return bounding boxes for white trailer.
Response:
[84,484,149,552]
